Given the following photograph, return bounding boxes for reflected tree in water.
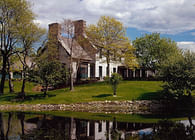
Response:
[0,113,5,140]
[0,113,12,140]
[6,113,12,140]
[17,113,25,136]
[0,112,194,140]
[21,115,68,140]
[105,117,122,140]
[141,119,195,140]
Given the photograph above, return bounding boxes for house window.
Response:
[98,122,102,132]
[113,68,116,73]
[106,121,109,132]
[90,122,95,136]
[80,64,88,78]
[99,66,102,78]
[90,64,95,78]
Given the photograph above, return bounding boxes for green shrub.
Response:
[106,73,122,96]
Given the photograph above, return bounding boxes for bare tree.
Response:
[61,19,75,91]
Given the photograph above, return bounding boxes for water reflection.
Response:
[0,112,194,140]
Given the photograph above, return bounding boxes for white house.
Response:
[47,20,155,81]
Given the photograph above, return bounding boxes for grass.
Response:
[0,80,163,104]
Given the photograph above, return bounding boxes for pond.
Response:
[0,111,194,140]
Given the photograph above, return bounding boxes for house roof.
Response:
[58,36,92,61]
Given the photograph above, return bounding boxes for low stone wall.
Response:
[0,100,162,114]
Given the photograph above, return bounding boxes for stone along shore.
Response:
[0,100,162,114]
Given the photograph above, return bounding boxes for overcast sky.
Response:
[30,0,195,52]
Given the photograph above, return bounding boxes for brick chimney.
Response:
[47,23,61,60]
[73,20,86,39]
[48,23,61,40]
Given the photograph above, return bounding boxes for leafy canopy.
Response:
[30,60,68,94]
[159,51,195,97]
[86,16,138,70]
[133,33,180,69]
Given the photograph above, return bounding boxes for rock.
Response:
[0,100,161,114]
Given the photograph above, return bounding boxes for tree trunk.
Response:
[21,78,26,94]
[6,113,12,140]
[0,56,7,95]
[44,85,48,97]
[21,69,26,97]
[18,73,25,99]
[70,72,74,91]
[106,52,110,77]
[70,117,76,139]
[21,78,26,97]
[7,59,14,93]
[20,114,25,135]
[8,72,14,93]
[107,63,110,77]
[113,85,116,96]
[20,54,28,98]
[70,53,74,91]
[188,116,194,127]
[0,113,5,140]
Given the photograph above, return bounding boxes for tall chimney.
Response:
[47,23,61,60]
[48,23,61,40]
[73,20,86,39]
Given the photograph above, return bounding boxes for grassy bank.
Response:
[0,80,163,104]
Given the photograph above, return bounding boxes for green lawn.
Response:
[0,80,163,104]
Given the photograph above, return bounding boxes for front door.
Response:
[99,66,102,78]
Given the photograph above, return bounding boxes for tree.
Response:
[7,54,18,93]
[106,73,122,96]
[86,16,137,76]
[141,119,195,140]
[61,19,75,91]
[0,113,4,139]
[17,22,45,98]
[0,51,18,93]
[159,51,195,99]
[31,60,68,96]
[133,33,180,70]
[118,39,138,69]
[0,0,34,94]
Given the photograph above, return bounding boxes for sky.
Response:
[30,0,195,52]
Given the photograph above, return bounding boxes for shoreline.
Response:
[0,100,162,114]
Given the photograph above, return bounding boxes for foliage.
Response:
[86,16,137,76]
[0,0,35,94]
[30,60,69,95]
[17,21,46,96]
[159,51,195,99]
[121,41,139,69]
[106,73,122,96]
[133,33,180,70]
[17,22,46,59]
[141,119,195,140]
